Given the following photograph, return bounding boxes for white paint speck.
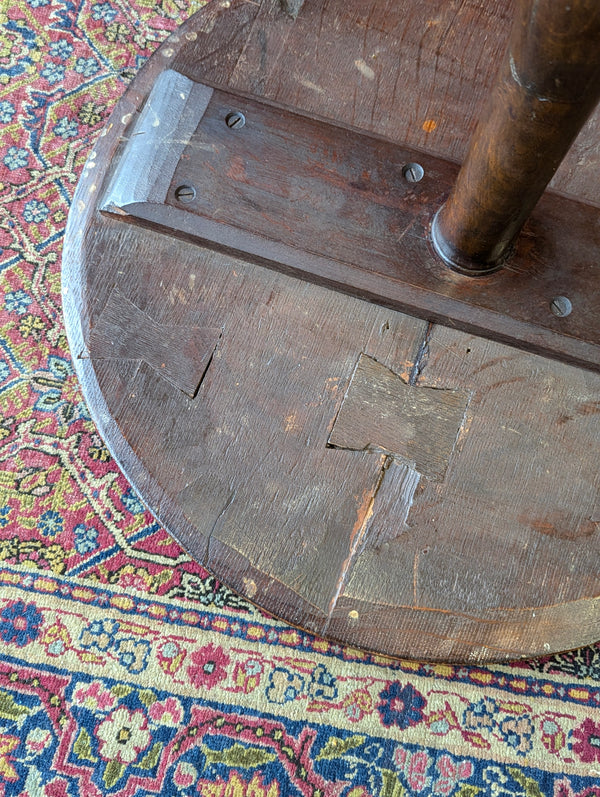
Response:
[297,75,325,94]
[354,58,375,80]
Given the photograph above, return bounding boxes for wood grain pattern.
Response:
[215,0,600,207]
[62,0,600,662]
[280,0,304,19]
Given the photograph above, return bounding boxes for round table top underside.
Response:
[62,0,600,663]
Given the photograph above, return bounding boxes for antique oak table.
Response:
[63,0,600,663]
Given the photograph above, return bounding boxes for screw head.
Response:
[174,184,196,203]
[402,162,424,183]
[225,111,246,129]
[550,296,572,317]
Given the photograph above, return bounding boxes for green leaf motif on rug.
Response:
[380,770,406,797]
[138,689,157,707]
[103,760,126,789]
[110,684,133,699]
[316,735,365,760]
[202,743,276,769]
[508,768,544,797]
[73,728,98,763]
[455,787,482,797]
[0,689,30,722]
[139,742,163,770]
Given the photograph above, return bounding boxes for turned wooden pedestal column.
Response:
[432,0,600,274]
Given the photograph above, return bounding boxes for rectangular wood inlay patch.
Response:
[329,354,469,481]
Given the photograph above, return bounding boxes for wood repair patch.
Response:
[88,287,222,398]
[329,354,469,481]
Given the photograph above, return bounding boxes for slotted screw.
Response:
[175,184,196,203]
[225,111,246,129]
[550,296,572,317]
[402,162,424,183]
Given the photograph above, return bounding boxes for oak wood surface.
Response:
[63,0,600,662]
[101,76,600,372]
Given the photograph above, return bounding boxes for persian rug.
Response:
[1,0,600,794]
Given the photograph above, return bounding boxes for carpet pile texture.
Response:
[1,0,600,794]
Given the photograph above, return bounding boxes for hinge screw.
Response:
[402,162,424,183]
[550,296,572,317]
[175,184,196,203]
[225,111,246,129]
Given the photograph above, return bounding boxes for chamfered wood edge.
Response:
[61,0,600,664]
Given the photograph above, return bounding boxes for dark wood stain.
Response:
[526,516,597,542]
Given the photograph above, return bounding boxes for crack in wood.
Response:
[205,491,237,564]
[191,331,223,398]
[322,350,472,623]
[409,322,433,385]
[324,453,391,628]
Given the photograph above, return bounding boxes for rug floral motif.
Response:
[1,0,600,794]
